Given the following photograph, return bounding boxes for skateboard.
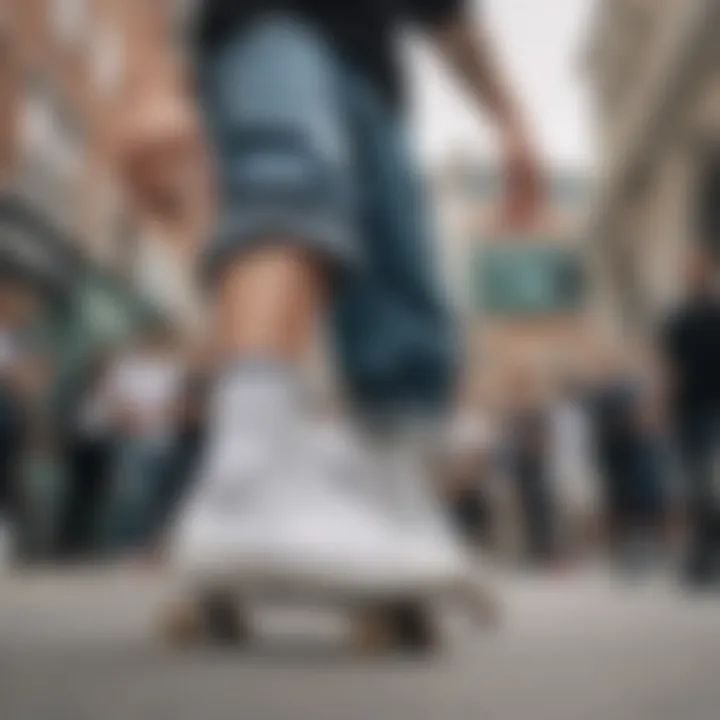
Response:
[160,573,499,654]
[161,588,440,653]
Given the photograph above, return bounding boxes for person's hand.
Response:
[115,90,210,235]
[497,121,545,231]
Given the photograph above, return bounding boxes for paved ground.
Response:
[2,567,720,720]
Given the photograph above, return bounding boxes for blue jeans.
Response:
[678,412,720,569]
[0,389,23,520]
[106,435,174,551]
[198,16,457,415]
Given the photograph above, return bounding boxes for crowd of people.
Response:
[0,304,210,565]
[446,244,720,588]
[445,351,673,575]
[58,326,203,559]
[1,246,719,590]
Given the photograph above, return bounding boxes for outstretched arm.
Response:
[114,2,209,239]
[431,11,544,227]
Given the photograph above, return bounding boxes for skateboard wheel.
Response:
[354,602,439,655]
[160,601,203,647]
[200,592,250,646]
[354,609,395,654]
[389,601,439,653]
[160,592,250,648]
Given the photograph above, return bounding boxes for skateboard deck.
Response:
[161,591,440,653]
[159,570,499,654]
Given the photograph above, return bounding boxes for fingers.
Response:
[116,94,209,231]
[494,123,547,232]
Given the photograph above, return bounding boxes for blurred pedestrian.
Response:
[0,280,38,564]
[0,341,25,565]
[158,343,214,536]
[633,381,673,560]
[590,349,643,564]
[444,401,499,547]
[507,372,556,567]
[57,352,115,561]
[104,325,184,554]
[661,244,720,587]
[549,373,599,563]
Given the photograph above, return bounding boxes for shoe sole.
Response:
[171,552,464,604]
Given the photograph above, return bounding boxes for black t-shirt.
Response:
[197,0,466,105]
[662,296,720,422]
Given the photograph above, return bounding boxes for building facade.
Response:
[585,0,720,335]
[0,0,198,343]
[0,1,204,557]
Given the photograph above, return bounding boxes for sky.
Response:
[408,0,596,172]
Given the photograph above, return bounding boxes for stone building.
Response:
[585,0,720,334]
[0,0,198,349]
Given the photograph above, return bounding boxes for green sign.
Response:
[475,244,585,316]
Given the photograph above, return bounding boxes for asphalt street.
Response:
[2,567,720,720]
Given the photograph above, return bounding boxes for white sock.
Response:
[202,361,308,475]
[209,360,302,429]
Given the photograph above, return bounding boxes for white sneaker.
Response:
[365,425,473,594]
[311,419,473,596]
[171,373,419,597]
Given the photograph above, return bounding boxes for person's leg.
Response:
[193,18,357,455]
[199,17,360,339]
[0,423,14,566]
[158,429,203,528]
[106,437,154,553]
[0,395,24,564]
[332,79,456,417]
[81,438,113,557]
[214,249,326,362]
[534,467,557,564]
[0,433,12,522]
[517,471,538,564]
[329,72,470,585]
[679,416,717,583]
[194,17,358,431]
[0,393,21,520]
[144,434,192,547]
[172,18,431,595]
[709,415,720,562]
[604,450,627,555]
[518,464,553,565]
[57,437,86,559]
